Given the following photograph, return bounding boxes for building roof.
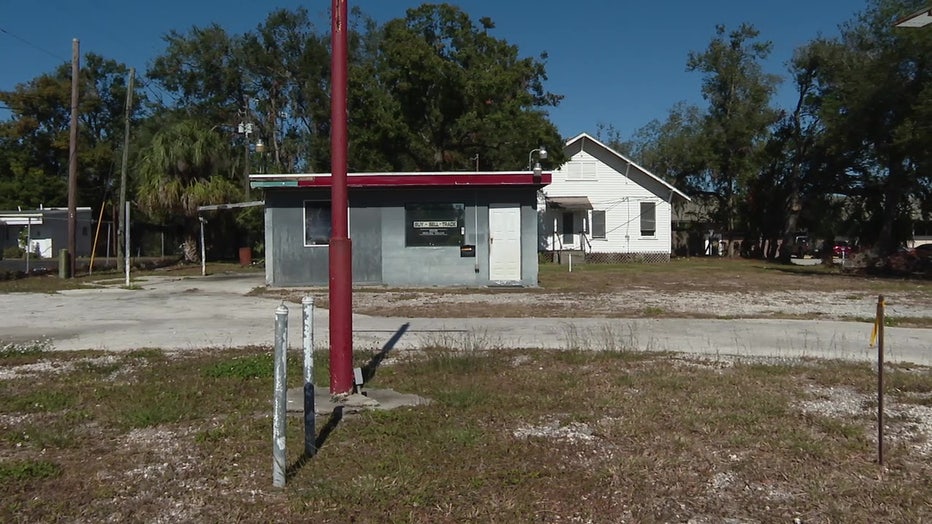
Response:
[0,207,92,226]
[564,133,691,202]
[249,171,551,189]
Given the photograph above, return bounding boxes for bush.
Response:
[2,246,24,259]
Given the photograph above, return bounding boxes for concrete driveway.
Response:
[1,272,929,365]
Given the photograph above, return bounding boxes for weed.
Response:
[0,339,51,358]
[74,359,121,376]
[4,390,74,413]
[435,388,491,408]
[415,346,493,376]
[0,460,61,483]
[643,306,665,317]
[204,353,273,379]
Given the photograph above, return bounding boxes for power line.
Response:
[0,26,69,63]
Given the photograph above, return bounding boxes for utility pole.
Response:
[329,0,353,395]
[117,68,134,272]
[239,96,252,199]
[67,38,80,278]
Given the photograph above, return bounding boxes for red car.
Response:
[914,243,932,261]
[833,242,853,257]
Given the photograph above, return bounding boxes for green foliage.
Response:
[631,1,931,257]
[2,246,24,260]
[0,460,61,483]
[353,4,565,171]
[203,354,273,380]
[0,54,144,212]
[136,120,242,261]
[685,23,780,234]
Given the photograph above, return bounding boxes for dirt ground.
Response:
[273,261,932,324]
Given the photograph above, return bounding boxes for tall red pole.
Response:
[329,0,354,394]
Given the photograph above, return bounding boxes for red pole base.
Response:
[328,236,353,394]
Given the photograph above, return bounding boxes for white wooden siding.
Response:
[542,149,673,254]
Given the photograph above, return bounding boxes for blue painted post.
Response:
[272,304,288,487]
[302,296,316,456]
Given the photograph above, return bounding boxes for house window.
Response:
[640,202,656,237]
[591,210,606,239]
[405,203,465,247]
[304,201,331,246]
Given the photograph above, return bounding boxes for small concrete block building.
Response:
[250,172,551,287]
[0,207,93,257]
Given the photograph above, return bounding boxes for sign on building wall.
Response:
[405,203,465,247]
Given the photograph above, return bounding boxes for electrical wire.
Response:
[0,26,68,62]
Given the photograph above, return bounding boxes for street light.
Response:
[528,146,548,177]
[255,138,266,174]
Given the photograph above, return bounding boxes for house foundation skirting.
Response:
[586,252,671,264]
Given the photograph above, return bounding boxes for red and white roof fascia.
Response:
[249,171,552,189]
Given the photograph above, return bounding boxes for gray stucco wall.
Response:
[262,187,540,287]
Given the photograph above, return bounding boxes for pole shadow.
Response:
[361,322,410,383]
[286,405,344,480]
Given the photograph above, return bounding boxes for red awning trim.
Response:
[291,173,551,188]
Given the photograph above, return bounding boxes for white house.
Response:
[540,133,690,263]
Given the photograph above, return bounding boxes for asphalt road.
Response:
[1,272,929,365]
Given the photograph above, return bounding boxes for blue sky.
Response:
[1,1,867,141]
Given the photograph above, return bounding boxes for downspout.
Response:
[474,190,480,274]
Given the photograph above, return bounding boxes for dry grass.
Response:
[262,259,932,326]
[2,343,931,522]
[0,262,260,294]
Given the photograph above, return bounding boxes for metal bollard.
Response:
[272,303,288,488]
[302,296,316,457]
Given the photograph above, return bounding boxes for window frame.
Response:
[591,210,606,239]
[303,200,332,247]
[639,201,656,237]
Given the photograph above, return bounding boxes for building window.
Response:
[405,203,465,247]
[304,201,331,246]
[640,202,656,237]
[591,210,606,239]
[82,226,88,236]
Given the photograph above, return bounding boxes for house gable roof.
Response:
[563,133,690,203]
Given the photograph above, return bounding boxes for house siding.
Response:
[540,135,687,259]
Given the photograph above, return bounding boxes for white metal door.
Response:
[489,204,521,281]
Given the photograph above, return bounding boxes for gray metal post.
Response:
[199,216,206,277]
[124,202,130,287]
[302,296,316,456]
[272,303,289,488]
[25,217,31,274]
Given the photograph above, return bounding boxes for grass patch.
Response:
[203,353,273,379]
[4,389,74,413]
[1,347,931,522]
[0,339,51,359]
[0,460,61,483]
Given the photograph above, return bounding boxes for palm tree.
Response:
[136,120,241,262]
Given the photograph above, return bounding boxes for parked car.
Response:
[914,243,932,261]
[833,241,853,257]
[790,235,813,258]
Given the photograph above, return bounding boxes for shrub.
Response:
[2,245,24,259]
